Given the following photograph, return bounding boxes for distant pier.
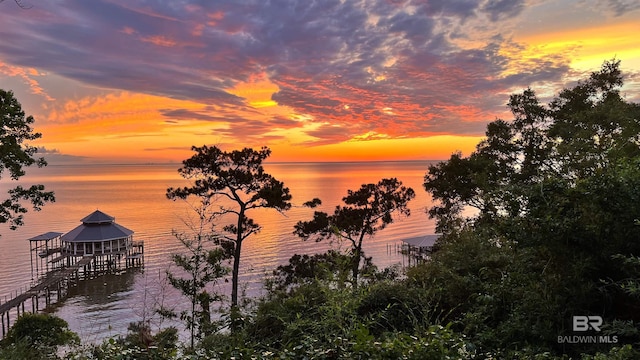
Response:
[0,210,144,338]
[388,234,439,268]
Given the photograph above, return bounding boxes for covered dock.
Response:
[1,210,144,338]
[399,234,440,266]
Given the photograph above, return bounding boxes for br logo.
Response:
[573,316,602,332]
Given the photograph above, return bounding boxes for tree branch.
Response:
[0,0,32,9]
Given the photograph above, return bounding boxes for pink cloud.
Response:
[0,0,631,149]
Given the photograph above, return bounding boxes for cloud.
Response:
[411,0,480,19]
[210,115,303,140]
[160,108,221,122]
[0,0,248,105]
[33,146,89,164]
[0,62,54,101]
[601,0,640,16]
[36,146,60,154]
[0,0,608,149]
[482,0,527,21]
[143,145,192,152]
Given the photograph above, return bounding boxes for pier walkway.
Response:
[0,256,94,338]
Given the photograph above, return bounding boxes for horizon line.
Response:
[45,158,446,166]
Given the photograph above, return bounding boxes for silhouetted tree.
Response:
[0,89,54,234]
[424,59,640,233]
[294,178,415,287]
[422,59,640,355]
[167,146,291,317]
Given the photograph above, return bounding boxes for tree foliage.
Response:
[121,321,179,358]
[425,59,640,232]
[163,173,231,347]
[0,313,79,359]
[0,89,55,233]
[167,145,291,313]
[160,231,229,349]
[267,250,391,293]
[294,178,415,287]
[422,59,640,356]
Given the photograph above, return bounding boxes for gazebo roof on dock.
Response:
[402,234,440,249]
[62,210,134,242]
[28,232,63,241]
[81,210,115,224]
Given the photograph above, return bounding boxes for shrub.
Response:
[0,313,79,359]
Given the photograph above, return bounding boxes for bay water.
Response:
[0,161,437,342]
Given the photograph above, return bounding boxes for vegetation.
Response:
[294,178,415,287]
[422,59,640,357]
[0,313,79,359]
[163,178,230,348]
[0,89,54,234]
[160,231,229,349]
[2,60,639,359]
[166,145,292,315]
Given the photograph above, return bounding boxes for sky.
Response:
[1,0,639,163]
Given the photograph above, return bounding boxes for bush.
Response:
[357,281,433,335]
[0,313,78,359]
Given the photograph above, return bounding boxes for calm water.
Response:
[0,161,437,342]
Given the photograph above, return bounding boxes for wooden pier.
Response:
[0,256,94,337]
[387,235,440,268]
[0,210,144,338]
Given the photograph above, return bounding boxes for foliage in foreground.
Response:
[421,59,640,356]
[160,230,229,349]
[4,233,639,359]
[294,178,415,287]
[0,313,79,359]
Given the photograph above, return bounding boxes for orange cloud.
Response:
[267,135,483,162]
[35,86,483,163]
[513,20,640,71]
[38,92,224,161]
[207,11,224,26]
[4,1,636,164]
[0,62,54,101]
[37,88,309,162]
[227,73,281,109]
[121,26,136,35]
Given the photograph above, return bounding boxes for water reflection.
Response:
[1,161,438,342]
[66,271,138,305]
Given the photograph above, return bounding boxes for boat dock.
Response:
[388,234,440,268]
[0,210,144,338]
[0,256,94,337]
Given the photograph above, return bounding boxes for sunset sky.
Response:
[1,0,639,163]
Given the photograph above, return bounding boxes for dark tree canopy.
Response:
[422,59,640,355]
[294,178,415,286]
[424,59,640,233]
[167,145,291,312]
[0,89,54,233]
